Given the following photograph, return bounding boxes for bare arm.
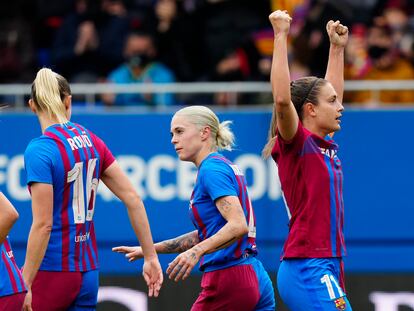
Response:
[101,161,163,297]
[22,183,53,311]
[0,192,19,245]
[194,196,248,254]
[325,20,349,104]
[166,195,248,282]
[269,10,299,141]
[114,195,248,261]
[22,183,53,288]
[113,230,200,261]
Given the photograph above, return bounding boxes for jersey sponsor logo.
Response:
[67,134,93,151]
[75,231,91,243]
[334,297,347,310]
[319,147,337,159]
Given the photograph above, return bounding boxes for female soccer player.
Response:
[0,192,26,310]
[22,68,163,311]
[262,10,352,311]
[114,105,275,310]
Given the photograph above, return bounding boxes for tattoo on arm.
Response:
[216,198,233,213]
[162,231,199,253]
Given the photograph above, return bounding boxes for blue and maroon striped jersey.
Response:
[189,153,257,272]
[272,122,346,258]
[0,237,26,297]
[24,122,115,272]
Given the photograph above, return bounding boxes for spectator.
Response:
[0,0,36,83]
[345,21,414,104]
[51,0,130,82]
[155,0,204,81]
[103,31,176,107]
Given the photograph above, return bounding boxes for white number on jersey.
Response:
[67,159,99,224]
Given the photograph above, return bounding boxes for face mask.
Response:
[128,53,153,68]
[368,45,389,59]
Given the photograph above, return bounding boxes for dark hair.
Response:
[290,76,326,120]
[262,76,327,158]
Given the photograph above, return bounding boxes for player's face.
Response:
[313,83,344,135]
[170,115,203,163]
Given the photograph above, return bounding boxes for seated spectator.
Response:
[102,31,176,106]
[345,21,414,105]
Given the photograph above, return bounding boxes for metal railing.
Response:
[0,80,413,108]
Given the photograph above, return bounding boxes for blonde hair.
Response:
[174,106,235,151]
[31,68,71,125]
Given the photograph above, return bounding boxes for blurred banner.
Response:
[1,109,413,277]
[97,274,414,311]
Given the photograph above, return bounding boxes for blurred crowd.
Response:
[0,0,413,106]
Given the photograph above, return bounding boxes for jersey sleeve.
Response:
[89,132,115,171]
[273,121,307,155]
[24,139,55,185]
[201,161,238,201]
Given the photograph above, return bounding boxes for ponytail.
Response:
[216,120,235,151]
[262,104,277,159]
[31,68,71,124]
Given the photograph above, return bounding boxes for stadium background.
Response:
[0,108,413,310]
[1,0,414,310]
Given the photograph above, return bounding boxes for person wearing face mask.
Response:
[102,30,176,107]
[344,21,414,105]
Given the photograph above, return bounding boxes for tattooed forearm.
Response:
[160,230,199,253]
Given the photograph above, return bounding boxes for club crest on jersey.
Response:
[334,297,347,310]
[6,250,13,259]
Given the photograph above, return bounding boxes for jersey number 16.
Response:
[67,159,99,224]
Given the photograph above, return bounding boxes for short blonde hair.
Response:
[174,106,235,151]
[31,68,71,124]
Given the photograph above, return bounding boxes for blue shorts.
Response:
[249,257,276,311]
[69,269,99,310]
[192,256,275,311]
[277,258,352,311]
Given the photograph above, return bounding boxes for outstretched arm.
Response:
[0,192,19,245]
[325,20,349,104]
[113,230,200,261]
[269,10,299,141]
[102,161,163,297]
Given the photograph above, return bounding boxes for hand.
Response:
[112,245,144,262]
[142,257,163,297]
[166,245,202,282]
[326,20,349,47]
[75,21,98,54]
[22,288,32,311]
[269,10,292,35]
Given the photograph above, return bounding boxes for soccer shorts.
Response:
[31,269,99,311]
[192,256,275,311]
[277,258,352,311]
[0,292,25,311]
